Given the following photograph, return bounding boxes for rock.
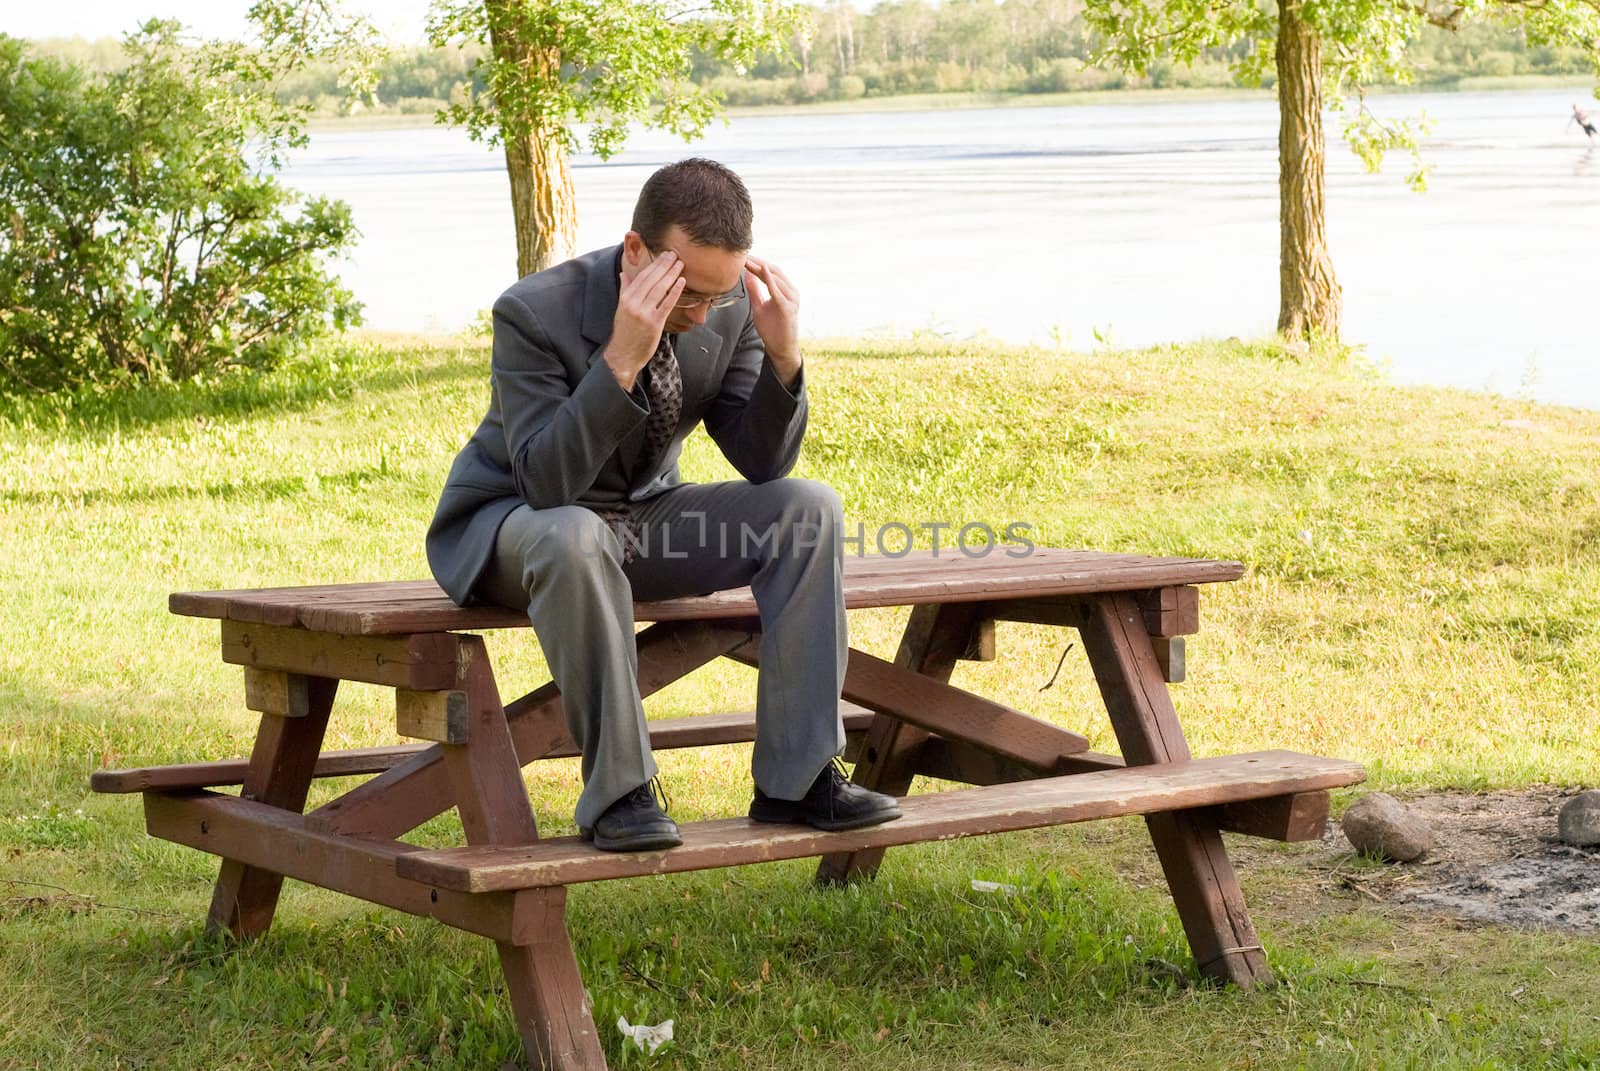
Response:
[1558,791,1600,847]
[1341,792,1435,862]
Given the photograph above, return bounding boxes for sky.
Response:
[5,0,437,44]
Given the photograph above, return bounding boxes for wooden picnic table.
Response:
[93,547,1364,1069]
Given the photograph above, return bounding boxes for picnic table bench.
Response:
[93,547,1364,1069]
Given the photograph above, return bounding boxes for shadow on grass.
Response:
[0,336,487,439]
[0,463,398,507]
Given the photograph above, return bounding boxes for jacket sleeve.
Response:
[493,290,647,508]
[702,313,808,483]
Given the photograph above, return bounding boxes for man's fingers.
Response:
[626,249,677,295]
[747,256,796,305]
[744,267,773,308]
[639,260,684,311]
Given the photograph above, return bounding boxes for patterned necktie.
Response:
[590,334,682,563]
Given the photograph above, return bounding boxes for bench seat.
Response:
[92,705,879,794]
[394,750,1363,893]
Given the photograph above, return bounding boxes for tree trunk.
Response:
[486,0,578,278]
[1275,0,1341,339]
[500,127,576,278]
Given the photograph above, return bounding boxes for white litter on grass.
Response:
[970,879,1019,896]
[617,1015,674,1055]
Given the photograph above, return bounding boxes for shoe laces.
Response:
[634,776,672,814]
[820,757,851,818]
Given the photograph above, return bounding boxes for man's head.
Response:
[622,158,753,333]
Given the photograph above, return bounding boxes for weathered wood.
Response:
[91,705,879,795]
[915,735,1126,785]
[396,750,1364,893]
[171,549,1245,636]
[986,597,1087,627]
[243,668,310,718]
[206,675,337,939]
[910,738,1329,842]
[1152,637,1186,684]
[396,688,470,745]
[221,620,459,690]
[837,646,1091,766]
[815,603,981,884]
[439,635,606,1071]
[146,791,541,944]
[1135,586,1201,637]
[1081,592,1273,988]
[1210,791,1330,843]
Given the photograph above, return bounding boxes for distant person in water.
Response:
[1572,103,1598,142]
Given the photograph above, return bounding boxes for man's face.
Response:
[622,224,746,334]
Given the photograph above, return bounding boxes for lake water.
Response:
[284,89,1599,409]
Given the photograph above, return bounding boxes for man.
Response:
[426,158,901,852]
[1573,103,1598,142]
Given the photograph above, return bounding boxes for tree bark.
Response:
[1275,0,1341,339]
[499,126,576,278]
[486,1,578,278]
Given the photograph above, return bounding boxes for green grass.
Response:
[3,334,1599,1069]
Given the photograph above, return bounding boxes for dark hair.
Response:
[631,158,753,252]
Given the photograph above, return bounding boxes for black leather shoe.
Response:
[749,759,903,832]
[580,780,682,852]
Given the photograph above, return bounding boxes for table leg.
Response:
[816,602,984,885]
[440,636,606,1071]
[310,620,750,839]
[207,675,337,939]
[1079,592,1272,988]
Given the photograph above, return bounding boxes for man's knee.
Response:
[763,479,843,558]
[508,507,621,588]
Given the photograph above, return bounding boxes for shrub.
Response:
[834,73,866,100]
[1472,49,1519,78]
[0,26,361,393]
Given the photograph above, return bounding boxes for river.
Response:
[283,88,1600,409]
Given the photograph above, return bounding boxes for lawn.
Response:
[3,334,1597,1069]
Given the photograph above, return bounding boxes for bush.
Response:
[0,27,361,393]
[1472,50,1519,78]
[834,73,866,100]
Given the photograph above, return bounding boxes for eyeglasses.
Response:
[644,248,745,310]
[674,287,743,311]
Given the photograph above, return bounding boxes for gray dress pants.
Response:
[476,478,848,830]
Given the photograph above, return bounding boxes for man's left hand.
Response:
[746,256,801,389]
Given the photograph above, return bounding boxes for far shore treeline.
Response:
[29,0,1597,119]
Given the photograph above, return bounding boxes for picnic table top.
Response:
[170,547,1244,637]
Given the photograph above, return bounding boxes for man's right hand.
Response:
[604,250,685,392]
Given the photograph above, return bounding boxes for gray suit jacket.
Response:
[426,244,808,604]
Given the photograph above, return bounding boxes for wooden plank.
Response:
[915,736,1126,785]
[912,740,1328,843]
[396,689,470,745]
[92,706,879,795]
[242,668,310,718]
[1081,591,1277,988]
[1210,791,1330,843]
[144,791,536,944]
[396,750,1366,893]
[837,647,1090,765]
[206,676,337,939]
[171,550,1246,636]
[220,620,460,691]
